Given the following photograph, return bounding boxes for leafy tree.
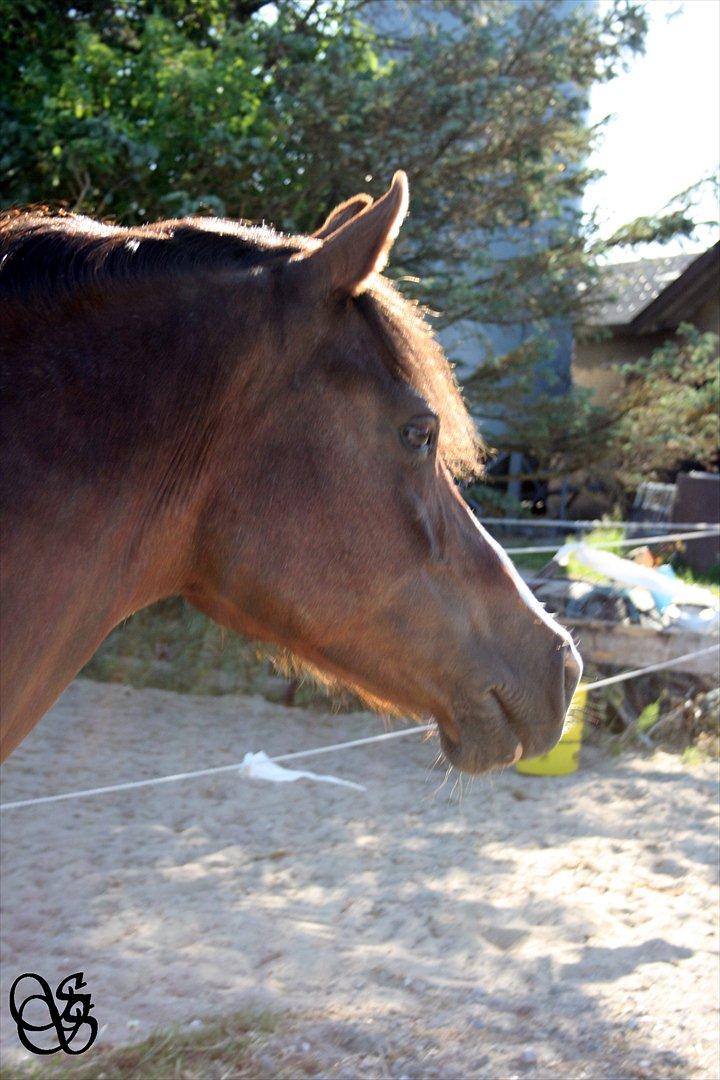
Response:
[465,319,720,509]
[3,0,650,320]
[4,0,705,494]
[605,324,720,492]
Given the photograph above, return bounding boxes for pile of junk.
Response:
[530,542,719,636]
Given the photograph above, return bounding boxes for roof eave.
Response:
[628,242,720,335]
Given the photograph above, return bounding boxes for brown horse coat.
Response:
[0,173,581,770]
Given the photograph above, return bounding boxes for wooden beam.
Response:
[563,618,718,679]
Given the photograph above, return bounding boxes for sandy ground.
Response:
[1,678,718,1079]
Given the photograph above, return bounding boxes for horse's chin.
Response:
[437,722,523,776]
[437,688,570,774]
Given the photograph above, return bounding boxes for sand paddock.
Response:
[1,678,718,1078]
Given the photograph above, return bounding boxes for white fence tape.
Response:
[504,528,720,556]
[1,644,717,812]
[480,517,717,531]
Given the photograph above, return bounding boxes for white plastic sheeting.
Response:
[239,750,366,791]
[555,543,719,634]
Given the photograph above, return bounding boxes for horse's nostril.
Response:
[563,644,582,711]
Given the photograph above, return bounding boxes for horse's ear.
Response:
[292,171,409,297]
[312,193,373,240]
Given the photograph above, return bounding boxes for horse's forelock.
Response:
[357,283,483,481]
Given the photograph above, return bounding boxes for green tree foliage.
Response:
[3,0,649,322]
[599,174,717,251]
[607,324,720,490]
[3,0,705,490]
[465,323,720,500]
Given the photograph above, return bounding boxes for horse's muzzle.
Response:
[437,642,582,775]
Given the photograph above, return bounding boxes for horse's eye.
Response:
[400,415,438,455]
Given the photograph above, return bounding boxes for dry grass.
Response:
[81,597,347,710]
[15,1007,281,1080]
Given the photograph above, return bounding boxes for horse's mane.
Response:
[0,207,306,302]
[0,208,480,478]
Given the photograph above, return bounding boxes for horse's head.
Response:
[187,173,581,774]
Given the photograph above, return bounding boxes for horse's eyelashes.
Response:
[400,415,438,455]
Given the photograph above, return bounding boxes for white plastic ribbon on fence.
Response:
[239,750,365,791]
[2,644,717,811]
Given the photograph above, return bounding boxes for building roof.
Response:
[585,242,719,332]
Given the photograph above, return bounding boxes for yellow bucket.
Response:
[515,685,587,777]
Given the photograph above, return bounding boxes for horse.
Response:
[0,171,581,771]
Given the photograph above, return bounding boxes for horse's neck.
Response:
[0,282,240,760]
[0,484,187,760]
